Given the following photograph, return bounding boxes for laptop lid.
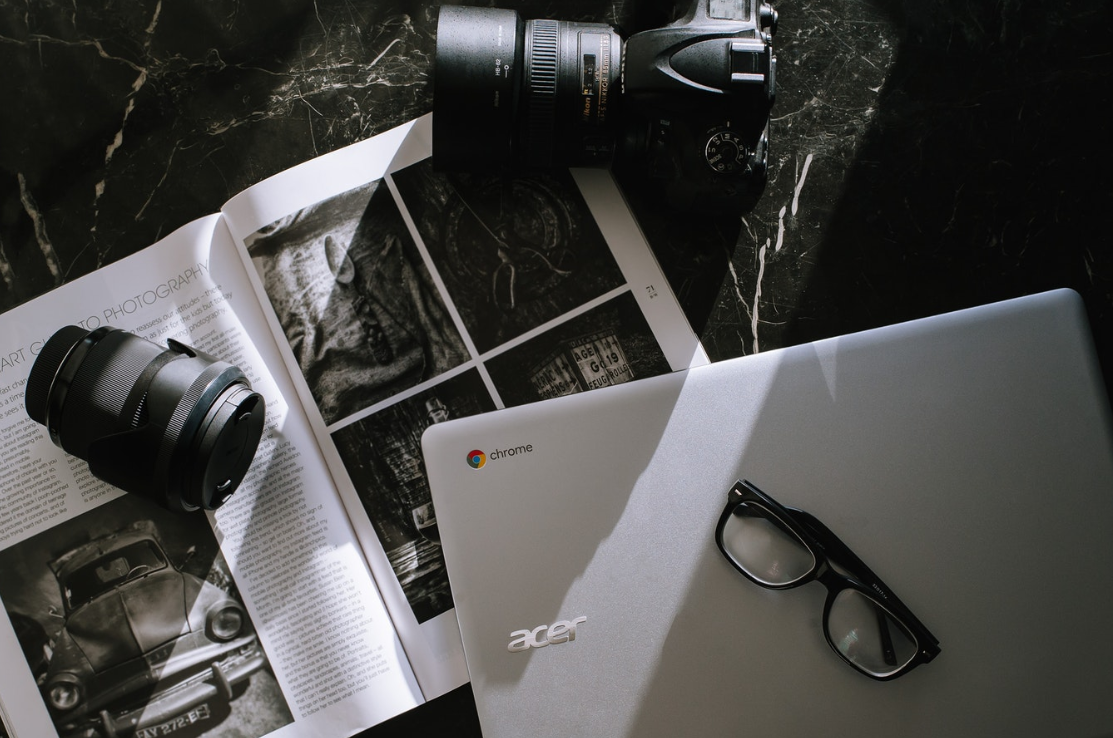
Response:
[422,289,1113,737]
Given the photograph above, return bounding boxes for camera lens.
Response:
[433,6,622,172]
[25,326,265,513]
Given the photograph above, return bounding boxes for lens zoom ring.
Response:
[66,331,162,456]
[524,19,559,166]
[74,335,157,417]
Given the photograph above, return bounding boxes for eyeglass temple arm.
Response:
[874,596,898,666]
[791,508,940,652]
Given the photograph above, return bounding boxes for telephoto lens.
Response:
[25,326,265,513]
[432,5,622,172]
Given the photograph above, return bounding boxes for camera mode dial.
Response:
[704,128,749,174]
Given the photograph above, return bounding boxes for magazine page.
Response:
[0,215,421,738]
[220,113,709,698]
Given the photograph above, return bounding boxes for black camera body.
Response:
[433,0,779,214]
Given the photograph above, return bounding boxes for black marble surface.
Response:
[2,0,1111,734]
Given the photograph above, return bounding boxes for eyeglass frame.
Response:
[714,479,941,680]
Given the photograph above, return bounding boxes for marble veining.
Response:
[1,2,1111,734]
[5,1,1107,390]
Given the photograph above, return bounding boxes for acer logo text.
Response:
[507,616,587,652]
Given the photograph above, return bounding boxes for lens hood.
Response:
[433,6,524,171]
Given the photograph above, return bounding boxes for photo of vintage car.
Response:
[38,520,268,738]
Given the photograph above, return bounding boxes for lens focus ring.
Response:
[523,19,559,167]
[65,329,163,456]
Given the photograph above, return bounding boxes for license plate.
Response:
[136,703,212,738]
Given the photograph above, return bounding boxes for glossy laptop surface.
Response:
[423,290,1113,737]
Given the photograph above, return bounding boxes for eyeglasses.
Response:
[714,480,940,680]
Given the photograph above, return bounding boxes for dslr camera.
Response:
[433,0,779,215]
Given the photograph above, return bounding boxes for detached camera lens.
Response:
[25,326,265,512]
[433,5,622,172]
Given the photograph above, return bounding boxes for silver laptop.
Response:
[423,289,1113,738]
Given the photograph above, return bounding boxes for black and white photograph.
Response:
[0,497,292,738]
[331,370,496,624]
[485,292,673,408]
[391,161,627,354]
[246,179,470,426]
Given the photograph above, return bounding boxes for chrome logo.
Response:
[466,450,486,469]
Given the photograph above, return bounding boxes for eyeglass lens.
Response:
[720,502,815,586]
[721,501,920,678]
[826,589,919,677]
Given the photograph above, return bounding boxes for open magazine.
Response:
[0,115,708,738]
